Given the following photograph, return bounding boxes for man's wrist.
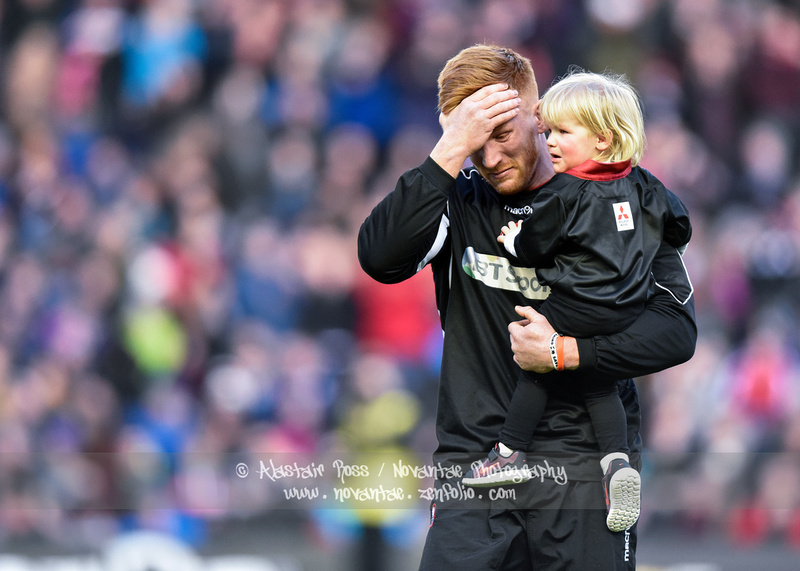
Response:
[549,332,561,371]
[430,139,469,179]
[548,333,579,372]
[547,335,577,371]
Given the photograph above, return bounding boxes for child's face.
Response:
[544,118,604,173]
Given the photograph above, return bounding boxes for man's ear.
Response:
[533,101,546,134]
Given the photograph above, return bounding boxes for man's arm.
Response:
[358,83,520,283]
[509,243,697,378]
[357,158,454,284]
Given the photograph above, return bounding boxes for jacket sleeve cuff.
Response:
[419,156,458,192]
[575,337,597,371]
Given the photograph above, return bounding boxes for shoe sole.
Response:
[606,467,641,532]
[463,468,531,487]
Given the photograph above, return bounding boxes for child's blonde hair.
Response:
[539,69,645,166]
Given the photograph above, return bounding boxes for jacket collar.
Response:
[566,159,632,181]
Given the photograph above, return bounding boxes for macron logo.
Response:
[613,201,634,232]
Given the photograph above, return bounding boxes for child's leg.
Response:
[583,387,629,455]
[497,370,548,451]
[584,384,640,532]
[462,372,547,487]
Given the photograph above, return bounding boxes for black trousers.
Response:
[418,478,637,570]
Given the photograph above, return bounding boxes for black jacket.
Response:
[358,157,696,481]
[511,160,692,337]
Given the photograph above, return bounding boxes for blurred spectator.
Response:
[0,0,799,561]
[120,0,207,113]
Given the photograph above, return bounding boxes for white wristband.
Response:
[549,332,559,371]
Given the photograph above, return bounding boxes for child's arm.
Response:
[497,220,524,257]
[501,192,566,266]
[509,243,696,377]
[663,188,692,250]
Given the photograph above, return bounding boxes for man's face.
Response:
[469,96,543,196]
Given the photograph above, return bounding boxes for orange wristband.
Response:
[555,334,565,371]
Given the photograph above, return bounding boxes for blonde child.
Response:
[463,70,692,533]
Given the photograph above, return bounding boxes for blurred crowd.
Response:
[0,0,799,558]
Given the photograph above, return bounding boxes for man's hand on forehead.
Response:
[471,83,522,115]
[439,84,519,146]
[440,83,521,132]
[431,83,521,177]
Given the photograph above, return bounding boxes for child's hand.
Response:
[497,220,523,244]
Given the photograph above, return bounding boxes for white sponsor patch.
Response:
[461,248,550,300]
[613,201,634,231]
